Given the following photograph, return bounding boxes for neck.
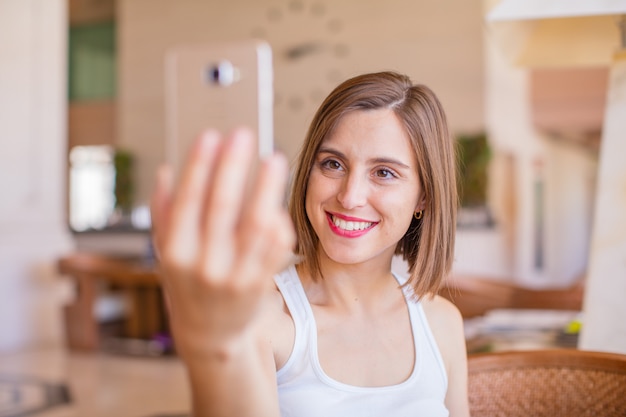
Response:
[299,255,400,313]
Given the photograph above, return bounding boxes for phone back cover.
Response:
[165,40,273,175]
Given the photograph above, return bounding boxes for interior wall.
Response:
[482,0,608,292]
[482,11,543,285]
[543,138,597,285]
[116,0,485,206]
[0,0,74,352]
[580,54,626,354]
[69,0,115,25]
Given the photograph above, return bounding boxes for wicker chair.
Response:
[467,349,626,417]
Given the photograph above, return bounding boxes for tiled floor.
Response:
[0,346,190,417]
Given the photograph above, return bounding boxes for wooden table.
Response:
[57,252,165,351]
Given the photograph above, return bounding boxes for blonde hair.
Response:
[289,71,458,297]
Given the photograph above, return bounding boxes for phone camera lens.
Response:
[207,60,237,86]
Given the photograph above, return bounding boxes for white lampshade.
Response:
[486,0,626,67]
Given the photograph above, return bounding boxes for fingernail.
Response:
[269,153,289,175]
[157,164,173,188]
[230,128,253,151]
[200,129,220,152]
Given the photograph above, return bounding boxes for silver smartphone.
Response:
[165,39,273,176]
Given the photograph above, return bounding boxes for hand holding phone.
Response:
[152,40,295,377]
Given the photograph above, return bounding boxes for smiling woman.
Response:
[151,71,468,417]
[290,73,458,296]
[304,109,422,265]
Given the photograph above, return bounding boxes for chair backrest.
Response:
[439,276,584,318]
[467,349,626,417]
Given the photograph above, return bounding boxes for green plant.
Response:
[113,149,134,213]
[457,132,491,207]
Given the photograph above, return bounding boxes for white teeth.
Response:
[332,216,372,231]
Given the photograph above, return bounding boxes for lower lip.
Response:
[326,213,375,238]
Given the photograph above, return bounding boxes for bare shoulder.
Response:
[421,294,470,416]
[255,282,295,369]
[420,294,466,369]
[420,294,464,329]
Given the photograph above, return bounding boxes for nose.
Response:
[337,172,368,209]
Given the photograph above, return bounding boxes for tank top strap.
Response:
[274,264,312,378]
[274,264,307,323]
[393,272,448,388]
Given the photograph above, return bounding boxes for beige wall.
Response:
[579,53,626,354]
[0,0,73,352]
[116,0,485,205]
[481,0,599,287]
[69,0,115,25]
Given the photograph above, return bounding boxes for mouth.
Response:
[326,212,377,234]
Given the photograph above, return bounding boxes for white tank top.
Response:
[274,265,449,417]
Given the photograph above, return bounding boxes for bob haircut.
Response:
[289,71,457,297]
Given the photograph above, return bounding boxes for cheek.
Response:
[306,172,334,204]
[380,193,419,229]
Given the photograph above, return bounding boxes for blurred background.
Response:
[1,0,624,415]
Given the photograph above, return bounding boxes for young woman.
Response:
[151,71,469,416]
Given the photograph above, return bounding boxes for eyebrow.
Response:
[317,146,412,170]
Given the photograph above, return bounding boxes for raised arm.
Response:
[150,128,295,417]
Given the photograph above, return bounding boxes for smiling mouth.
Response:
[329,214,375,231]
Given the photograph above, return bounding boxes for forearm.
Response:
[183,333,280,417]
[149,130,292,417]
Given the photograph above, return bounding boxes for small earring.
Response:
[414,210,423,220]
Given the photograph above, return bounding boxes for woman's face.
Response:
[305,108,424,269]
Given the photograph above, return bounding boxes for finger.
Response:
[150,164,174,260]
[237,209,296,288]
[234,153,293,280]
[166,130,222,266]
[261,211,296,278]
[244,153,290,232]
[201,128,255,274]
[201,128,255,279]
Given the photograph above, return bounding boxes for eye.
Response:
[374,168,397,179]
[320,158,343,171]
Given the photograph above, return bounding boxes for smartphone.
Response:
[165,39,273,176]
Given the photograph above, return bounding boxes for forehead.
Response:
[321,109,416,163]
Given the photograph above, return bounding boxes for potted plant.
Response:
[457,132,492,227]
